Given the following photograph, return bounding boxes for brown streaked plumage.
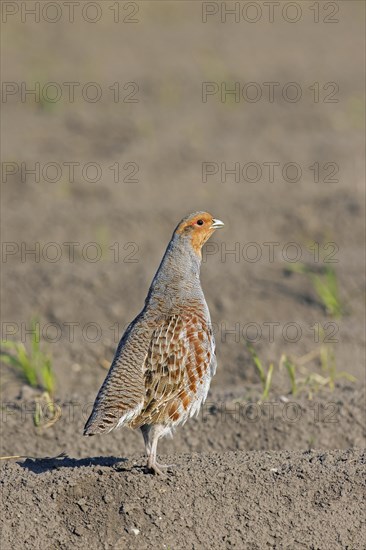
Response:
[84,211,224,474]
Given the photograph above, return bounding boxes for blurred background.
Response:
[1,1,365,433]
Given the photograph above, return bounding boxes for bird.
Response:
[84,211,224,474]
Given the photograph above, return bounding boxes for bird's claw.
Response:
[147,459,175,476]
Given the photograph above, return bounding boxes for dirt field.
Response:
[1,1,365,549]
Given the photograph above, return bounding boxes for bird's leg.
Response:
[147,432,164,475]
[140,425,151,457]
[141,424,164,475]
[144,425,174,475]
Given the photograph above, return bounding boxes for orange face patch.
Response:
[175,212,216,257]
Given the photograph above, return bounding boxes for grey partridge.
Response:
[84,211,224,474]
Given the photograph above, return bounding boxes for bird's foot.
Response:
[147,458,175,476]
[156,461,175,470]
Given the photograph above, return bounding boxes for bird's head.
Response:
[175,211,224,257]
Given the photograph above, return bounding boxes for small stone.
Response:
[130,528,140,536]
[73,526,82,537]
[77,498,88,512]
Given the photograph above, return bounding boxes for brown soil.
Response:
[1,449,365,550]
[1,1,365,549]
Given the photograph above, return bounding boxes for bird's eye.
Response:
[197,219,204,226]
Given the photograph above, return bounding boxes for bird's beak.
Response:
[211,218,225,229]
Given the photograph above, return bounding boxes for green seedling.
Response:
[245,341,356,402]
[40,356,55,396]
[1,318,55,395]
[246,342,274,401]
[311,267,342,318]
[319,343,356,391]
[298,371,331,400]
[282,343,356,399]
[280,354,297,396]
[33,391,61,428]
[262,363,274,400]
[1,319,57,427]
[1,339,38,388]
[287,262,342,318]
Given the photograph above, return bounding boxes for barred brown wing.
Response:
[131,312,215,428]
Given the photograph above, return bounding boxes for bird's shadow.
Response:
[18,453,129,474]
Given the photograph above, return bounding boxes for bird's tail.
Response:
[84,398,143,436]
[83,402,119,435]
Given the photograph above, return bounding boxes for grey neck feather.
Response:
[145,233,203,310]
